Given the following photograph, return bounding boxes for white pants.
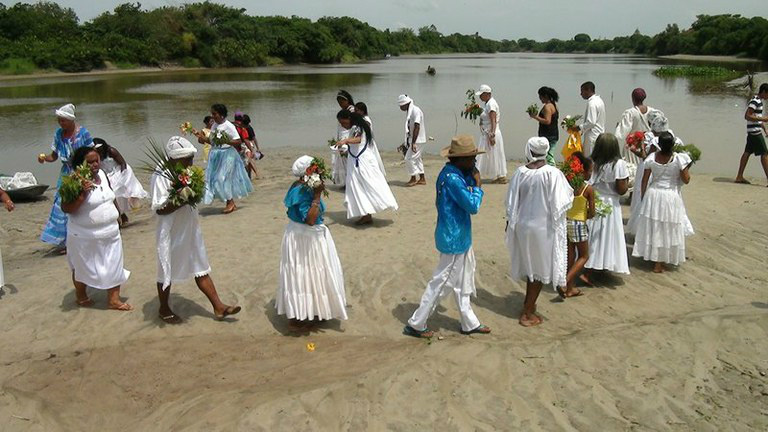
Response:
[405,143,425,176]
[408,249,481,332]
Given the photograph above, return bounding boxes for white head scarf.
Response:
[292,155,314,177]
[525,137,549,162]
[650,113,669,133]
[165,136,197,159]
[55,103,76,120]
[397,94,412,106]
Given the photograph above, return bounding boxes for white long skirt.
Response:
[585,194,630,274]
[626,159,646,234]
[345,143,399,218]
[103,164,147,215]
[632,187,693,265]
[276,221,347,321]
[476,130,507,179]
[67,231,130,289]
[156,207,211,289]
[331,149,347,186]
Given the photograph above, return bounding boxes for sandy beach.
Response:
[0,149,766,431]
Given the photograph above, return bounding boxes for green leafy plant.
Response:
[673,143,702,163]
[141,138,205,207]
[59,162,93,204]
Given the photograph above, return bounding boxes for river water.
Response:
[0,53,764,185]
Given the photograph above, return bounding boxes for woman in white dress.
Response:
[505,137,573,327]
[151,137,241,324]
[476,85,508,183]
[331,90,355,186]
[354,102,387,177]
[93,138,147,225]
[61,146,132,311]
[583,133,631,282]
[335,110,399,225]
[632,132,693,273]
[615,88,655,166]
[0,187,14,289]
[276,155,347,327]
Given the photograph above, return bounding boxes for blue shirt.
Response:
[51,126,93,186]
[284,183,324,225]
[434,163,483,254]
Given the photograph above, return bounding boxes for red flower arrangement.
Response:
[625,131,646,153]
[558,155,586,190]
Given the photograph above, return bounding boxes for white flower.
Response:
[178,186,195,201]
[306,173,322,189]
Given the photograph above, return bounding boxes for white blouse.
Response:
[67,170,119,239]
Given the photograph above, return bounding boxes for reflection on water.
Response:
[0,53,764,185]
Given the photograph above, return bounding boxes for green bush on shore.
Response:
[0,57,37,75]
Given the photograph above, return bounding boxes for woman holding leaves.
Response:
[276,156,347,327]
[61,146,131,311]
[529,86,560,166]
[38,104,94,253]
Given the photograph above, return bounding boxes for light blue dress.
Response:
[40,127,93,246]
[203,120,252,204]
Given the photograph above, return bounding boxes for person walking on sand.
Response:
[615,88,655,165]
[403,135,491,338]
[475,84,508,183]
[398,94,427,186]
[0,187,14,289]
[504,137,574,326]
[564,152,595,298]
[578,81,605,156]
[332,90,355,186]
[93,138,147,226]
[529,86,560,166]
[151,137,241,324]
[735,83,768,185]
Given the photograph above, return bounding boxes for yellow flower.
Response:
[306,343,316,352]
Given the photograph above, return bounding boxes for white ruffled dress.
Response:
[344,130,399,219]
[100,157,147,216]
[586,159,631,274]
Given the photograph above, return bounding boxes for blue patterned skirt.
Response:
[40,192,68,246]
[204,146,253,204]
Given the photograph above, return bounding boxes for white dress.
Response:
[632,153,693,265]
[344,129,399,218]
[404,104,427,176]
[67,170,130,289]
[585,159,630,274]
[614,106,655,165]
[505,165,573,288]
[363,115,387,177]
[331,105,355,185]
[151,172,211,289]
[100,156,147,216]
[476,97,507,179]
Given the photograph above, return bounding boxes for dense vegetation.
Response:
[653,66,742,78]
[0,2,766,74]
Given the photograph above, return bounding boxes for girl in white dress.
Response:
[0,187,14,289]
[93,138,147,225]
[335,110,399,225]
[632,132,693,273]
[476,85,508,183]
[584,133,631,281]
[151,137,241,324]
[505,137,573,326]
[355,102,387,177]
[331,90,355,186]
[61,146,132,311]
[277,156,347,326]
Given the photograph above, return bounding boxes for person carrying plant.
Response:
[562,152,595,298]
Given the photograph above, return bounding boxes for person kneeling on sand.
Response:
[151,136,241,324]
[404,135,491,338]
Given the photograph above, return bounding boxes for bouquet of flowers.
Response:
[558,155,587,191]
[179,122,195,135]
[460,89,483,123]
[560,114,583,130]
[59,162,93,203]
[142,139,205,207]
[327,137,337,148]
[210,129,231,147]
[625,130,646,155]
[673,143,701,164]
[302,157,330,197]
[526,103,539,116]
[594,191,613,217]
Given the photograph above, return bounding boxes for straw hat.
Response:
[440,135,485,157]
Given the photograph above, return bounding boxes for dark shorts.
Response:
[745,133,767,156]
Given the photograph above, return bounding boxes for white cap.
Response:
[475,84,492,96]
[397,94,413,106]
[166,136,197,159]
[55,103,76,120]
[292,155,314,177]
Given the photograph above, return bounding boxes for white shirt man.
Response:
[579,82,605,155]
[398,94,427,186]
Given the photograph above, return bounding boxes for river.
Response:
[0,53,764,185]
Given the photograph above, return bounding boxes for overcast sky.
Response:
[17,0,766,40]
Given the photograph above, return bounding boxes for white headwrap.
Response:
[292,155,314,177]
[397,94,412,106]
[525,137,549,162]
[650,114,669,133]
[165,136,197,159]
[55,103,76,120]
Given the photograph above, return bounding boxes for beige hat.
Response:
[440,135,485,157]
[475,84,492,96]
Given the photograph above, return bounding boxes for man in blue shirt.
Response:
[404,135,492,338]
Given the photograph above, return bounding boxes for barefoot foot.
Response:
[519,313,543,327]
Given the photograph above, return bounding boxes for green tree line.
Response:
[0,2,766,74]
